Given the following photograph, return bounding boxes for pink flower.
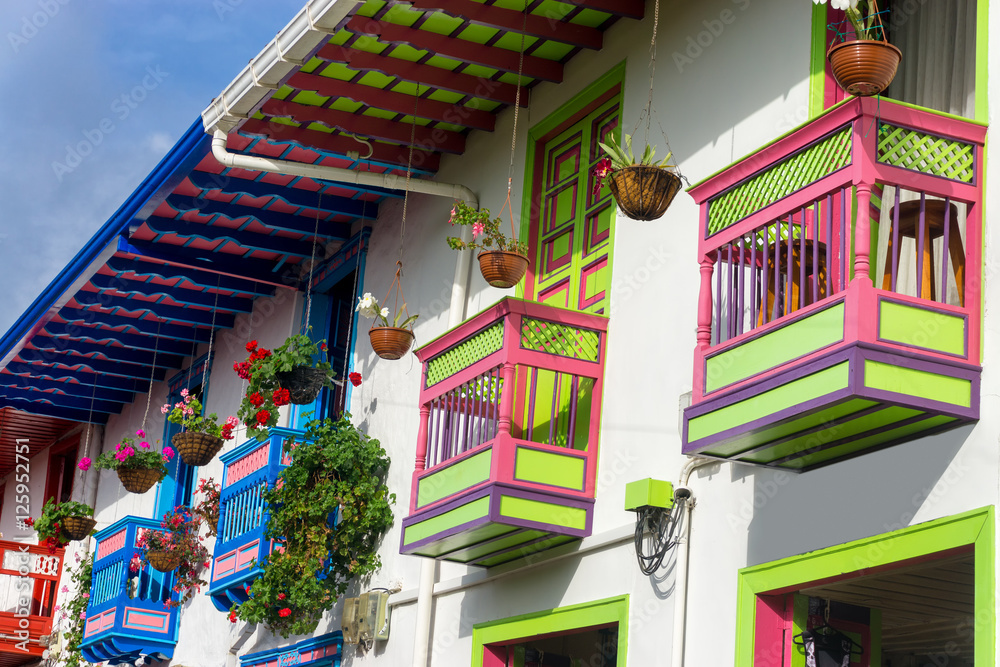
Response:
[78,458,92,471]
[82,592,89,599]
[226,416,238,428]
[140,441,150,449]
[180,388,189,397]
[162,455,169,463]
[472,221,486,239]
[163,447,175,460]
[79,612,86,620]
[136,428,145,438]
[449,206,456,223]
[53,605,60,613]
[184,407,195,417]
[61,585,69,593]
[160,404,170,414]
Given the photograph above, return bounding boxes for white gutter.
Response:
[671,457,716,667]
[201,0,361,135]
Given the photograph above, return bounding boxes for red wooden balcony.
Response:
[0,540,63,667]
[683,97,985,470]
[400,298,608,567]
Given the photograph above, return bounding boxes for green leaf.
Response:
[397,314,420,329]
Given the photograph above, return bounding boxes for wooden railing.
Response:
[0,540,63,660]
[689,97,985,402]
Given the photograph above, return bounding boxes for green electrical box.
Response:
[624,478,674,512]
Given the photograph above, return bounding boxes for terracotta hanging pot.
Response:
[369,327,415,360]
[478,251,529,288]
[608,166,682,221]
[61,516,97,541]
[117,467,163,494]
[172,432,225,467]
[276,365,328,404]
[827,40,902,97]
[145,548,182,573]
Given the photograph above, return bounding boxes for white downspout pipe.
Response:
[671,457,715,667]
[211,129,474,667]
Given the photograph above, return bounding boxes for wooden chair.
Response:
[760,238,827,324]
[881,200,964,305]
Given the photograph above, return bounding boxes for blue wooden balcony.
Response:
[80,517,179,665]
[240,631,342,667]
[208,427,293,611]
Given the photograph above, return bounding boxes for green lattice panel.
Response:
[520,318,600,362]
[426,322,504,388]
[877,123,975,183]
[707,126,853,236]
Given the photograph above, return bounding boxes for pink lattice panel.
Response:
[96,529,127,560]
[226,443,270,486]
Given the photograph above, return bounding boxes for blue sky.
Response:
[0,0,305,337]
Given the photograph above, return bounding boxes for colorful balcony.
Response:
[400,298,608,566]
[80,517,179,665]
[240,631,342,667]
[208,428,293,612]
[0,539,63,665]
[682,97,985,471]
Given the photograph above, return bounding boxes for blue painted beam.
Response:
[105,256,275,297]
[187,170,377,220]
[0,387,122,414]
[17,348,169,382]
[42,321,197,357]
[89,274,255,313]
[163,195,352,238]
[30,334,184,369]
[4,363,151,393]
[141,216,326,260]
[120,238,301,289]
[0,373,134,404]
[0,397,109,424]
[57,307,213,344]
[71,292,236,328]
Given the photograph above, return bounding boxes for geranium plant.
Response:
[136,506,210,607]
[814,0,886,42]
[446,200,528,256]
[235,335,335,439]
[355,292,418,329]
[30,499,93,553]
[230,415,395,637]
[193,477,221,538]
[162,388,237,440]
[93,429,172,476]
[51,551,93,667]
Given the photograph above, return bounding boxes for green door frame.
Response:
[735,506,995,666]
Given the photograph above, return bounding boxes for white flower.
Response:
[355,293,381,320]
[380,307,389,319]
[812,0,859,8]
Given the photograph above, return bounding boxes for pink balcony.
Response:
[400,298,608,567]
[683,97,984,471]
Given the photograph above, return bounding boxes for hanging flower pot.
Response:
[608,165,683,221]
[117,467,164,494]
[827,40,901,96]
[478,250,529,288]
[276,366,329,404]
[369,327,415,360]
[172,432,225,467]
[60,515,97,541]
[145,548,182,573]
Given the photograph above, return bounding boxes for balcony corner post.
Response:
[852,182,874,285]
[697,252,716,349]
[497,362,517,435]
[415,404,430,472]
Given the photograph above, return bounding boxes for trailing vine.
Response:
[52,551,93,667]
[232,415,395,637]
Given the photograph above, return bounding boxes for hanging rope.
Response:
[304,193,323,331]
[498,5,530,241]
[139,320,162,433]
[374,261,411,332]
[399,85,420,264]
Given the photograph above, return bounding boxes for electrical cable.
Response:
[633,498,684,576]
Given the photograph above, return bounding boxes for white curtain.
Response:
[885,0,977,119]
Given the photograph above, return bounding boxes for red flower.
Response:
[279,608,292,618]
[221,425,234,440]
[348,372,362,387]
[245,340,258,353]
[24,517,34,527]
[255,409,271,426]
[277,593,286,600]
[319,342,327,351]
[248,392,265,408]
[250,348,272,362]
[229,610,238,624]
[233,361,252,380]
[272,388,290,407]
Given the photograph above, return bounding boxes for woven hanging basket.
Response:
[117,467,162,494]
[61,515,96,542]
[478,251,529,288]
[173,432,225,467]
[276,365,328,404]
[145,548,182,573]
[608,166,682,221]
[369,327,415,360]
[827,40,901,96]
